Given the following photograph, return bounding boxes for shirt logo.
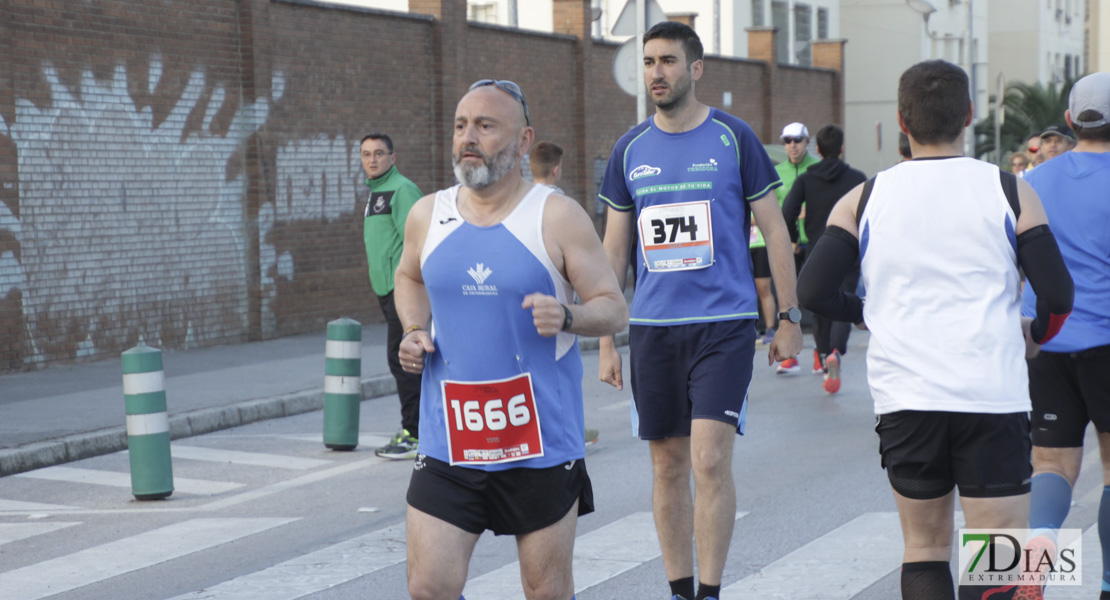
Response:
[467,263,492,285]
[365,190,395,217]
[688,158,718,172]
[629,165,662,181]
[463,263,498,296]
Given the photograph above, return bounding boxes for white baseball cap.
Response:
[780,122,809,139]
[1069,72,1110,128]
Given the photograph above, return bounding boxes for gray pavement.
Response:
[0,323,630,477]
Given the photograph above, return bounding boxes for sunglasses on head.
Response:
[469,79,531,126]
[782,136,806,144]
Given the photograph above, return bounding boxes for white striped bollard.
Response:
[121,343,174,500]
[323,318,361,450]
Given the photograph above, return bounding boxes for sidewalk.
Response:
[0,324,629,477]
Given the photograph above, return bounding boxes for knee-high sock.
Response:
[1099,486,1110,593]
[1029,472,1072,533]
[902,561,954,600]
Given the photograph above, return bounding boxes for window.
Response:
[817,7,828,39]
[772,1,789,63]
[752,0,765,27]
[795,3,812,66]
[468,2,497,24]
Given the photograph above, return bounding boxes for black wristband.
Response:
[561,304,573,331]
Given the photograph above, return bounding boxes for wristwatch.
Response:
[778,307,802,324]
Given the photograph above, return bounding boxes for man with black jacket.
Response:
[782,124,865,393]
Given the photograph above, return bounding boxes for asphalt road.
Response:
[2,340,1106,599]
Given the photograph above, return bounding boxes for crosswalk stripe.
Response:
[0,517,296,600]
[463,511,749,599]
[0,522,81,545]
[170,444,332,470]
[721,512,904,600]
[15,466,243,495]
[272,433,391,448]
[166,523,407,599]
[0,499,78,511]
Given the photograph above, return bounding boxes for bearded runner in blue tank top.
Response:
[599,107,778,325]
[416,184,586,470]
[597,22,803,600]
[396,80,627,600]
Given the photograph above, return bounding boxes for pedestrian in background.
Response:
[360,132,423,460]
[782,124,866,393]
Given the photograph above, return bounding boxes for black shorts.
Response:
[1029,344,1110,447]
[406,455,594,536]
[629,320,756,439]
[750,247,771,279]
[875,410,1031,500]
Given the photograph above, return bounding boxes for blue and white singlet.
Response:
[417,184,584,472]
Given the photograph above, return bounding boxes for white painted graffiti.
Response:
[0,58,284,363]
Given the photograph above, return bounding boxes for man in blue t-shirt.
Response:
[597,21,802,600]
[1024,72,1110,599]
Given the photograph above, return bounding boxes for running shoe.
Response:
[823,350,841,394]
[758,328,775,345]
[776,357,800,374]
[375,428,419,460]
[812,349,824,375]
[585,428,600,446]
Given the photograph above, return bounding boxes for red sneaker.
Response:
[776,357,800,374]
[822,351,841,394]
[813,350,824,375]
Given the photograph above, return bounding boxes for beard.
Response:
[649,72,693,112]
[453,139,520,190]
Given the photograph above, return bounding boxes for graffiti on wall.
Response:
[262,133,362,338]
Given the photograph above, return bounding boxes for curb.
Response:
[0,332,629,477]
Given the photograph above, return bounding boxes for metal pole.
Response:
[714,0,721,55]
[966,0,976,156]
[995,72,1006,165]
[636,0,646,123]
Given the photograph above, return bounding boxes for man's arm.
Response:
[1013,178,1073,347]
[750,191,803,364]
[524,195,628,337]
[395,194,435,373]
[595,206,634,389]
[797,184,865,324]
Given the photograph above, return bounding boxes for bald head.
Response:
[458,84,530,131]
[453,83,534,190]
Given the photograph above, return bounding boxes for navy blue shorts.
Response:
[629,320,756,440]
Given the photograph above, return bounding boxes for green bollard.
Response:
[121,343,174,500]
[323,318,362,451]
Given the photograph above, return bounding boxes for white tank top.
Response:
[859,157,1028,415]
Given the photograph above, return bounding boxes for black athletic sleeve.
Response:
[782,177,805,244]
[797,225,864,324]
[1018,224,1074,344]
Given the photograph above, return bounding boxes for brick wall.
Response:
[0,0,844,373]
